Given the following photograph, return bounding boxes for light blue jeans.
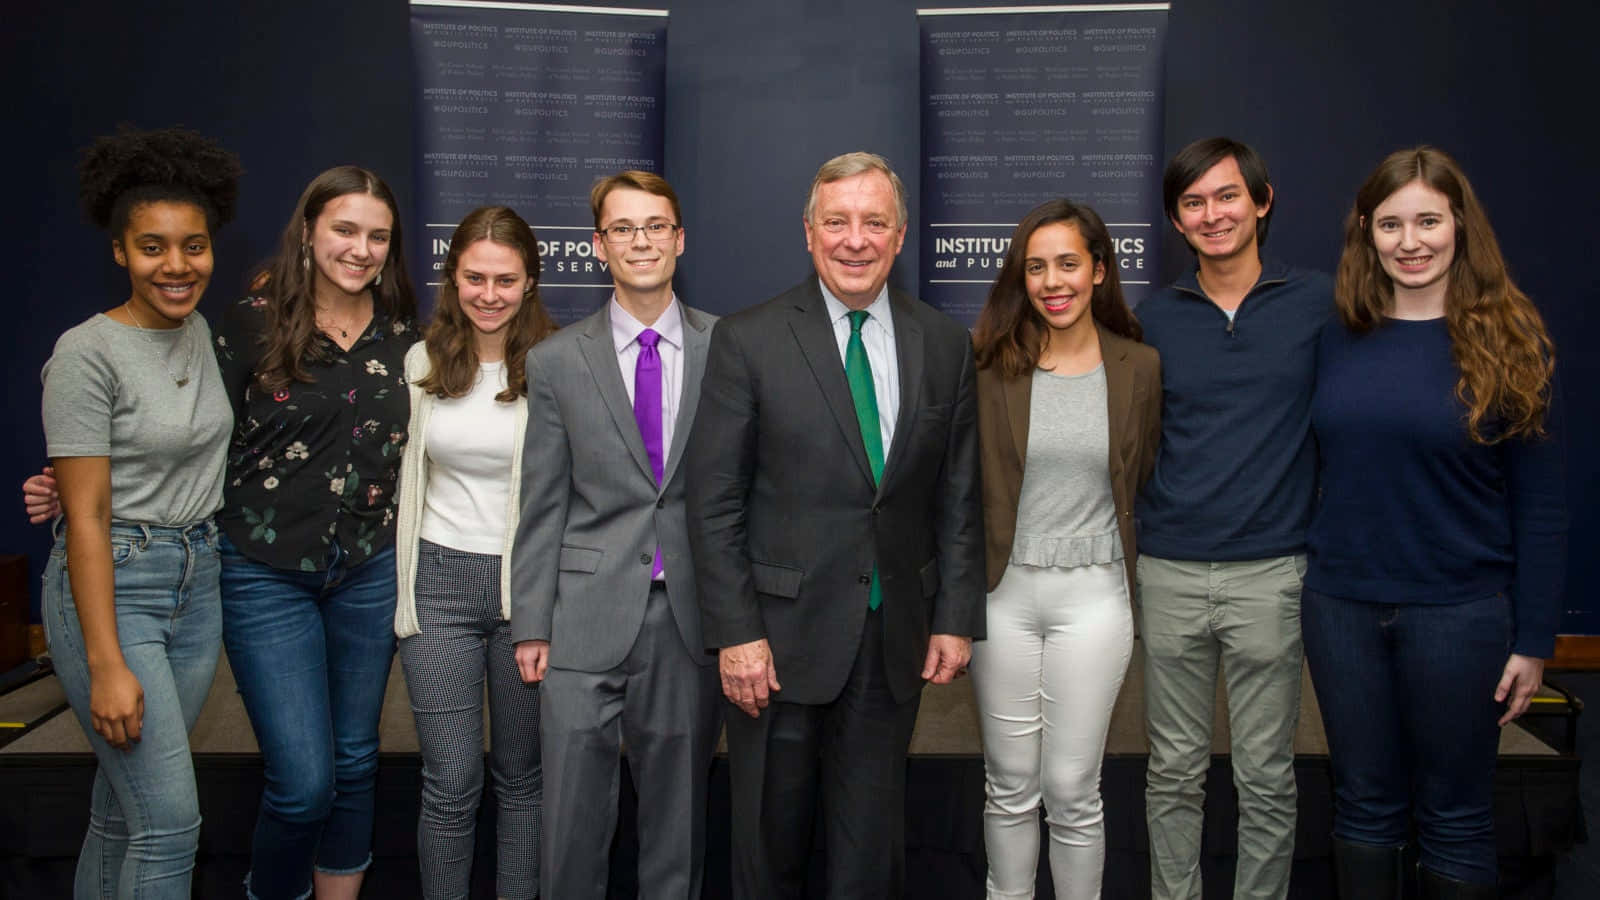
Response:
[42,520,223,900]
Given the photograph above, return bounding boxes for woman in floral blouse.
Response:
[211,166,418,900]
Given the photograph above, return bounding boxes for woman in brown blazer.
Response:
[969,199,1161,900]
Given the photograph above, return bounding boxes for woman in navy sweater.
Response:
[1305,146,1564,900]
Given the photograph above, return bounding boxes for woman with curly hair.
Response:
[1306,147,1566,899]
[40,126,242,898]
[393,206,555,899]
[969,198,1160,899]
[29,159,419,897]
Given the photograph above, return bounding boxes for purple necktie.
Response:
[633,328,664,578]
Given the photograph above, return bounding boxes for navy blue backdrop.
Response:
[5,0,1596,631]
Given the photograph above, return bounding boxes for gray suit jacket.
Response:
[512,302,717,672]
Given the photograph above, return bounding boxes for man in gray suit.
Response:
[512,171,719,899]
[687,152,985,898]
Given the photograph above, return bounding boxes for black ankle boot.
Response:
[1418,865,1498,899]
[1331,836,1407,900]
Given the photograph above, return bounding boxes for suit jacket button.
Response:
[858,574,871,585]
[657,498,665,509]
[640,553,653,565]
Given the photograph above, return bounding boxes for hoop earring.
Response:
[374,271,383,287]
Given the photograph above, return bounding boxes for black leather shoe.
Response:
[1331,836,1407,900]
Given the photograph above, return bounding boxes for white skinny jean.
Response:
[970,560,1134,900]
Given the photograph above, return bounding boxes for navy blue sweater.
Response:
[1136,260,1334,560]
[1306,318,1566,657]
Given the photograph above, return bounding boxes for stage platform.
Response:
[1,645,1583,898]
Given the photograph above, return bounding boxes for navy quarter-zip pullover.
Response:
[1135,259,1334,560]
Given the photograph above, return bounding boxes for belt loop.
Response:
[50,516,66,542]
[138,523,153,550]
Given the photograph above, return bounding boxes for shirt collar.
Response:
[1175,256,1291,295]
[818,279,893,334]
[610,294,683,354]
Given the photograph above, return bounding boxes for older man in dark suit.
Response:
[686,151,985,899]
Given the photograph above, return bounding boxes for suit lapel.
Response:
[1099,326,1133,484]
[577,307,657,484]
[788,282,877,490]
[877,291,923,497]
[660,305,710,489]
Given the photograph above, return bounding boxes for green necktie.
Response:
[845,310,884,611]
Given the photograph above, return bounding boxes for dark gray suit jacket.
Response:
[512,302,717,672]
[686,277,985,705]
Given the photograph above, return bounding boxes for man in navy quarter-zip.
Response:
[1135,137,1333,900]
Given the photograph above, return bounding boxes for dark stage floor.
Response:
[1,648,1587,898]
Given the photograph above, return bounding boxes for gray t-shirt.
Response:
[42,312,231,525]
[1011,364,1123,568]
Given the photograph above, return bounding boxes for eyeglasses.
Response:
[814,216,898,236]
[599,221,681,244]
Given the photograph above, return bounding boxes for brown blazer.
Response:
[976,325,1161,595]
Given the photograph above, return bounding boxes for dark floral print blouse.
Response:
[214,294,417,572]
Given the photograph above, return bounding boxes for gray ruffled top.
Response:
[1009,364,1123,569]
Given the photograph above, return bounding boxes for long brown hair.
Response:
[418,206,556,400]
[1335,146,1554,443]
[972,199,1142,378]
[253,166,417,392]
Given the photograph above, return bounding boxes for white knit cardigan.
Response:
[393,341,527,638]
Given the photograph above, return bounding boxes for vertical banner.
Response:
[410,1,668,323]
[918,4,1169,323]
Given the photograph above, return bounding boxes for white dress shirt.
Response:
[819,280,899,457]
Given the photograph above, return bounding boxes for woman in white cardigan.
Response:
[395,206,558,900]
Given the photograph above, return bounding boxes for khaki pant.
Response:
[1136,554,1305,900]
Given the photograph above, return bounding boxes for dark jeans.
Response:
[219,534,397,900]
[1301,587,1510,885]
